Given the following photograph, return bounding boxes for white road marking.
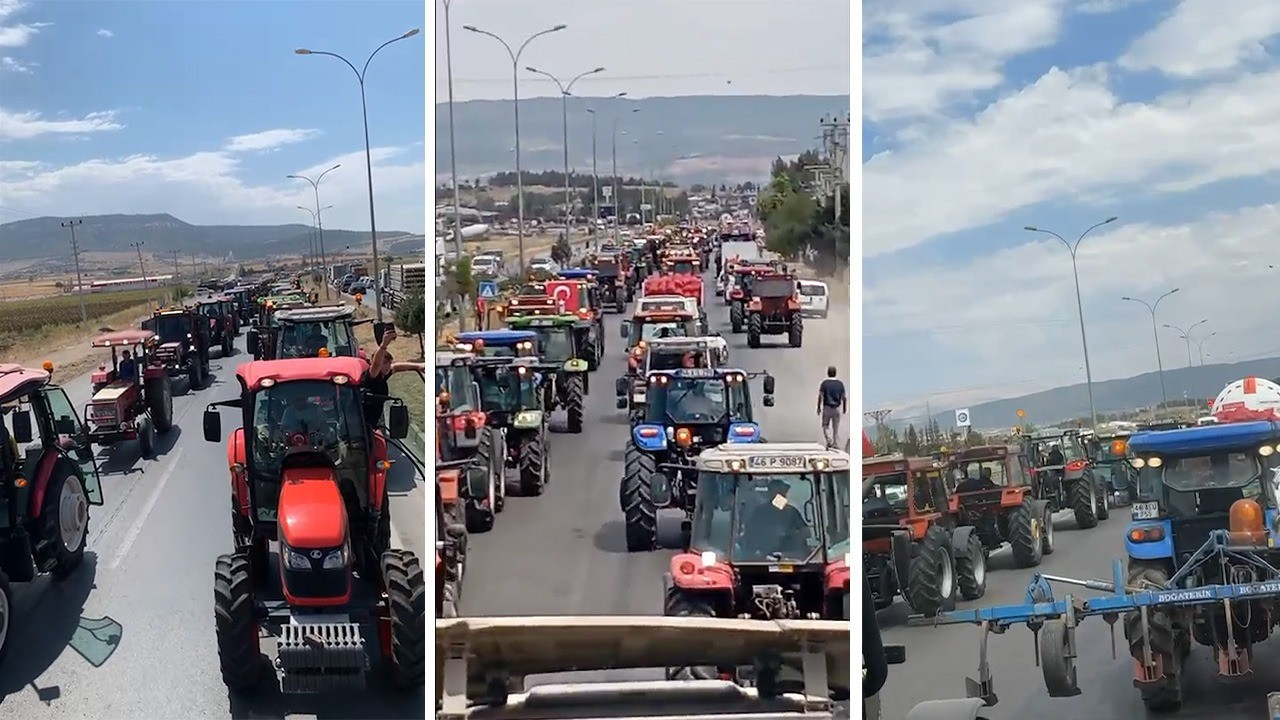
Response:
[108,448,185,569]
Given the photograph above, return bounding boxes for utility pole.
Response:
[61,219,87,324]
[131,241,153,307]
[169,250,181,284]
[191,253,199,280]
[817,114,850,226]
[864,409,893,446]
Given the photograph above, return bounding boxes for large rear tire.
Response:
[747,313,762,348]
[955,533,987,601]
[41,470,89,579]
[564,375,585,433]
[1008,499,1045,568]
[146,375,174,433]
[663,587,718,679]
[0,569,11,670]
[463,466,496,533]
[730,303,744,333]
[213,553,263,692]
[137,416,156,459]
[788,316,803,348]
[1124,562,1184,712]
[517,433,547,496]
[381,549,426,689]
[905,525,956,617]
[620,442,658,552]
[1069,479,1099,529]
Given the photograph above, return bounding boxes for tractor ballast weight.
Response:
[201,356,422,695]
[85,329,174,458]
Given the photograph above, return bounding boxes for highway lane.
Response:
[878,509,1280,719]
[458,268,852,684]
[2,333,427,719]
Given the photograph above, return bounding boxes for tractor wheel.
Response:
[1094,475,1111,521]
[381,549,426,689]
[1069,479,1099,529]
[137,416,156,459]
[564,375,585,433]
[0,569,11,668]
[747,313,762,348]
[185,356,201,392]
[478,428,506,513]
[905,525,956,617]
[463,465,495,533]
[1008,499,1045,568]
[147,375,174,433]
[213,552,263,692]
[369,487,392,576]
[615,297,626,314]
[620,442,658,552]
[730,304,743,333]
[517,433,547,496]
[788,317,803,347]
[663,587,718,680]
[955,533,987,601]
[40,469,89,579]
[222,334,233,357]
[1042,504,1057,556]
[1124,562,1184,712]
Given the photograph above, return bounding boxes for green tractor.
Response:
[505,313,591,434]
[467,356,550,497]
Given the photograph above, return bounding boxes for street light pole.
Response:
[1164,319,1208,402]
[296,28,420,322]
[297,204,333,281]
[1197,331,1217,366]
[287,164,341,300]
[1024,217,1118,429]
[464,23,567,273]
[586,108,599,230]
[1121,288,1180,411]
[526,66,605,234]
[442,1,465,271]
[611,105,639,244]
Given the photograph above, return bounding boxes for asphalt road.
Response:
[878,508,1280,719]
[2,332,427,719]
[458,267,852,685]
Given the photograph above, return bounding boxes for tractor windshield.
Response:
[753,278,794,298]
[196,303,222,318]
[691,472,825,563]
[530,326,575,363]
[277,321,356,359]
[635,321,690,344]
[646,376,747,424]
[474,365,538,412]
[435,365,477,411]
[248,380,368,522]
[672,260,695,274]
[863,472,909,510]
[150,314,190,343]
[822,470,851,557]
[1152,452,1265,493]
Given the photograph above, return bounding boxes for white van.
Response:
[797,279,829,318]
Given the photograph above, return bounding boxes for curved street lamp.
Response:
[288,164,341,299]
[296,27,421,321]
[1121,288,1180,409]
[526,65,605,229]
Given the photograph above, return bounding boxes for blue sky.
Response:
[863,0,1280,423]
[0,0,425,234]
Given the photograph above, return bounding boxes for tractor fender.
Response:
[27,447,63,518]
[888,529,913,589]
[228,428,249,520]
[904,698,990,720]
[950,525,978,556]
[668,552,734,593]
[369,431,389,513]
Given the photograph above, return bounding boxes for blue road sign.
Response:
[478,281,499,299]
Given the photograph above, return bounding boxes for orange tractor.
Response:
[745,272,803,348]
[945,445,1056,569]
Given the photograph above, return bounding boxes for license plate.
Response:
[747,455,807,470]
[1132,502,1160,520]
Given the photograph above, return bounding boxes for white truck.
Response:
[381,263,425,310]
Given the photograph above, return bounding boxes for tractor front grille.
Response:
[277,621,367,694]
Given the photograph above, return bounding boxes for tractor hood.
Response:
[278,469,347,549]
[435,615,849,719]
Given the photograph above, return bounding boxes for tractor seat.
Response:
[91,380,135,403]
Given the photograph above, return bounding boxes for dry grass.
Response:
[0,278,66,300]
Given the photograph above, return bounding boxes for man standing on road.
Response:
[817,366,846,450]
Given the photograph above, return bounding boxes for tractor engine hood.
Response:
[278,468,348,550]
[154,342,183,357]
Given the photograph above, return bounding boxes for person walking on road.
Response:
[817,366,847,450]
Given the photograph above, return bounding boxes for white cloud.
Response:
[0,146,426,235]
[0,108,124,140]
[867,203,1280,407]
[224,128,322,153]
[0,0,48,48]
[96,28,112,38]
[1119,0,1280,77]
[864,1,1068,121]
[864,65,1280,257]
[1077,0,1154,13]
[0,55,32,72]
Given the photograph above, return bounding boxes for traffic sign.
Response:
[478,281,499,299]
[955,408,972,428]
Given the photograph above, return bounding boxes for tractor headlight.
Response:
[1260,445,1276,458]
[284,548,311,571]
[322,546,348,570]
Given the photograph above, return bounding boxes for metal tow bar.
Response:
[918,531,1280,705]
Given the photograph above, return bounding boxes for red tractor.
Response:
[745,273,802,348]
[143,307,212,392]
[201,356,423,694]
[435,351,503,533]
[727,265,776,332]
[434,459,469,618]
[85,330,174,458]
[0,363,104,666]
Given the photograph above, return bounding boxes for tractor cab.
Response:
[453,330,538,358]
[85,330,174,456]
[630,368,772,451]
[468,356,543,425]
[1092,431,1138,506]
[226,286,254,323]
[258,304,367,361]
[191,296,238,357]
[199,357,417,694]
[435,351,486,460]
[590,255,629,312]
[620,308,700,350]
[667,443,852,620]
[505,311,597,374]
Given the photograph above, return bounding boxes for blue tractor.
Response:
[452,330,538,359]
[923,420,1280,715]
[619,367,774,552]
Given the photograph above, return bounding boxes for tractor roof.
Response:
[695,442,851,473]
[645,336,725,351]
[646,367,749,380]
[0,363,52,404]
[436,350,475,367]
[862,453,939,475]
[1128,420,1280,455]
[274,305,357,323]
[948,445,1021,463]
[506,314,579,327]
[456,329,537,345]
[557,268,596,280]
[236,356,368,392]
[91,329,156,348]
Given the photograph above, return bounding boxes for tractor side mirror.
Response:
[762,395,775,407]
[202,409,221,442]
[619,321,631,338]
[762,373,776,394]
[616,397,628,409]
[387,404,410,439]
[245,329,259,355]
[615,377,629,396]
[11,410,32,444]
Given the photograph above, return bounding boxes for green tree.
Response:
[394,293,426,358]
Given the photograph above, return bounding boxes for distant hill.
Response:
[892,357,1280,431]
[435,94,850,184]
[0,213,415,263]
